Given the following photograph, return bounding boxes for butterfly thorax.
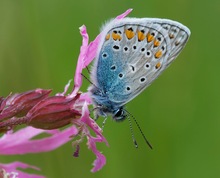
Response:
[89,85,126,121]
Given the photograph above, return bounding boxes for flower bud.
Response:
[0,89,51,120]
[27,93,81,130]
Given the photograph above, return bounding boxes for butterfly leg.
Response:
[102,116,108,130]
[91,107,100,121]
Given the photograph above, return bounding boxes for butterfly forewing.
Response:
[154,20,190,66]
[92,18,190,106]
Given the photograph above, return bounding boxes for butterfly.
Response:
[88,17,190,122]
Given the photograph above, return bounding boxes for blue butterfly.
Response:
[89,17,190,122]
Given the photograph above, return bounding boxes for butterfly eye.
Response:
[113,108,126,121]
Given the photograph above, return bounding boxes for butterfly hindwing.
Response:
[92,18,190,106]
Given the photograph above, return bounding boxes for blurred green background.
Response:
[0,0,220,177]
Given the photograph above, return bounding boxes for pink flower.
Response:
[0,162,45,178]
[0,8,133,177]
[0,126,78,155]
[0,126,78,177]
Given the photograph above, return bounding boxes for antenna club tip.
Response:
[134,140,138,148]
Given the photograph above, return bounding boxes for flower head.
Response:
[0,89,51,131]
[0,8,133,176]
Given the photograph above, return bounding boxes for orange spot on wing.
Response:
[155,50,162,59]
[154,39,160,47]
[155,62,161,69]
[147,33,154,42]
[137,30,145,41]
[125,29,135,39]
[112,32,122,41]
[105,34,110,40]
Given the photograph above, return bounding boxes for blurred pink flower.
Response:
[0,162,44,178]
[0,126,78,155]
[0,8,133,177]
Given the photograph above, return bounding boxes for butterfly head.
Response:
[89,85,127,121]
[93,102,127,121]
[112,107,127,121]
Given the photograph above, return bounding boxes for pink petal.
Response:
[116,8,133,19]
[79,102,108,172]
[88,135,106,172]
[0,126,78,154]
[78,93,92,104]
[0,161,45,178]
[56,79,73,96]
[71,9,133,97]
[71,25,89,97]
[80,102,107,144]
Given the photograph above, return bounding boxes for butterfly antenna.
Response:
[102,116,108,130]
[127,115,138,148]
[81,73,93,85]
[125,110,153,149]
[81,73,101,91]
[86,66,91,74]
